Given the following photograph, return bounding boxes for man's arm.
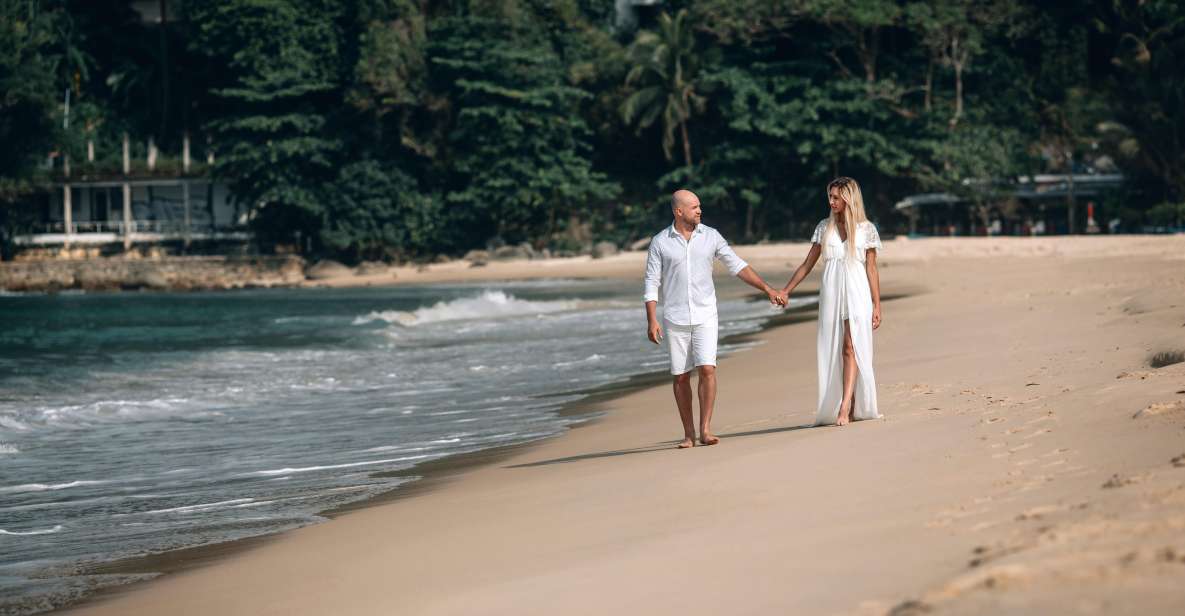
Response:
[643,241,663,344]
[715,232,785,306]
[645,300,662,344]
[737,266,785,306]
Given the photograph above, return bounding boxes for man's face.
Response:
[676,197,702,226]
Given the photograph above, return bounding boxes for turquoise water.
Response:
[0,280,800,613]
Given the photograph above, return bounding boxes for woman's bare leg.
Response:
[838,320,857,426]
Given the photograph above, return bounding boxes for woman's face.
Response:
[828,187,847,215]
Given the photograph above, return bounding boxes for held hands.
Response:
[647,319,663,345]
[765,287,788,308]
[872,304,882,330]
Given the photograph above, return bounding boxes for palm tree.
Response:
[621,9,705,168]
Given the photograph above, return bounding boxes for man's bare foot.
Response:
[677,436,695,449]
[698,433,720,446]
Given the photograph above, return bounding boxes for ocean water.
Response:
[0,279,807,613]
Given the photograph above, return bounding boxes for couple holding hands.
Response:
[642,178,883,448]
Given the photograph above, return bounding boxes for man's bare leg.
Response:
[673,372,696,448]
[697,365,719,445]
[838,321,857,426]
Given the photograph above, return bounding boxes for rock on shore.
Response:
[0,256,307,292]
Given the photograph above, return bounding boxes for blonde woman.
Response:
[781,177,883,426]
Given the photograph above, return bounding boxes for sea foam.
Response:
[353,291,580,327]
[0,480,110,494]
[0,525,64,536]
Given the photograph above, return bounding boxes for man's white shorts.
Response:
[664,318,718,375]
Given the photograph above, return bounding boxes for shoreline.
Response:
[51,286,825,614]
[44,235,1185,614]
[4,233,1180,296]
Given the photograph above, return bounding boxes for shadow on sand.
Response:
[506,422,816,468]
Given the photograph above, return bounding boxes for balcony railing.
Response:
[13,221,251,246]
[36,221,246,234]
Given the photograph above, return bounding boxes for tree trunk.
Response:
[862,27,879,83]
[158,0,170,139]
[744,201,755,241]
[949,38,966,130]
[950,62,964,129]
[207,182,216,232]
[924,59,933,113]
[679,119,693,167]
[1066,158,1076,234]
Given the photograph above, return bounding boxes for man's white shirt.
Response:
[642,224,748,326]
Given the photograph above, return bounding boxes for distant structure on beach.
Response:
[5,0,250,261]
[894,173,1127,237]
[13,133,248,259]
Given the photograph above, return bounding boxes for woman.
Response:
[781,177,883,426]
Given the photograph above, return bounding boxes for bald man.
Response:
[643,189,786,448]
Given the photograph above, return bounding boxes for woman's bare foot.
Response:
[698,433,720,446]
[836,401,852,426]
[677,436,695,449]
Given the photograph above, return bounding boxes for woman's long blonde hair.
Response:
[826,176,868,259]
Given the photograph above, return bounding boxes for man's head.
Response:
[671,189,702,228]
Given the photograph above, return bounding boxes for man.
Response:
[643,189,786,448]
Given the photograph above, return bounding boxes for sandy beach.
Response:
[64,235,1185,615]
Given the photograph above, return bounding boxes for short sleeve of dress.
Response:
[863,222,882,252]
[810,219,827,244]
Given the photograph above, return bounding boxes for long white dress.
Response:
[811,218,883,425]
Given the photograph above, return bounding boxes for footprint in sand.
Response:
[966,540,1031,568]
[1101,473,1141,489]
[1015,504,1062,521]
[1023,428,1053,440]
[1025,413,1056,425]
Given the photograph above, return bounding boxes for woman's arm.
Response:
[866,248,882,329]
[781,243,822,296]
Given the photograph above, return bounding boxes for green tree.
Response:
[906,0,1025,129]
[320,161,443,261]
[1095,0,1185,202]
[430,14,618,246]
[621,9,707,168]
[348,0,437,158]
[0,0,68,185]
[187,0,345,247]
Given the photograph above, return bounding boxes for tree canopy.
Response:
[2,0,1184,259]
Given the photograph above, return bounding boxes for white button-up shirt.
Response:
[642,223,748,326]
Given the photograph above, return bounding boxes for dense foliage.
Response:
[2,0,1184,259]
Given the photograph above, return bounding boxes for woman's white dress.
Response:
[811,218,882,425]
